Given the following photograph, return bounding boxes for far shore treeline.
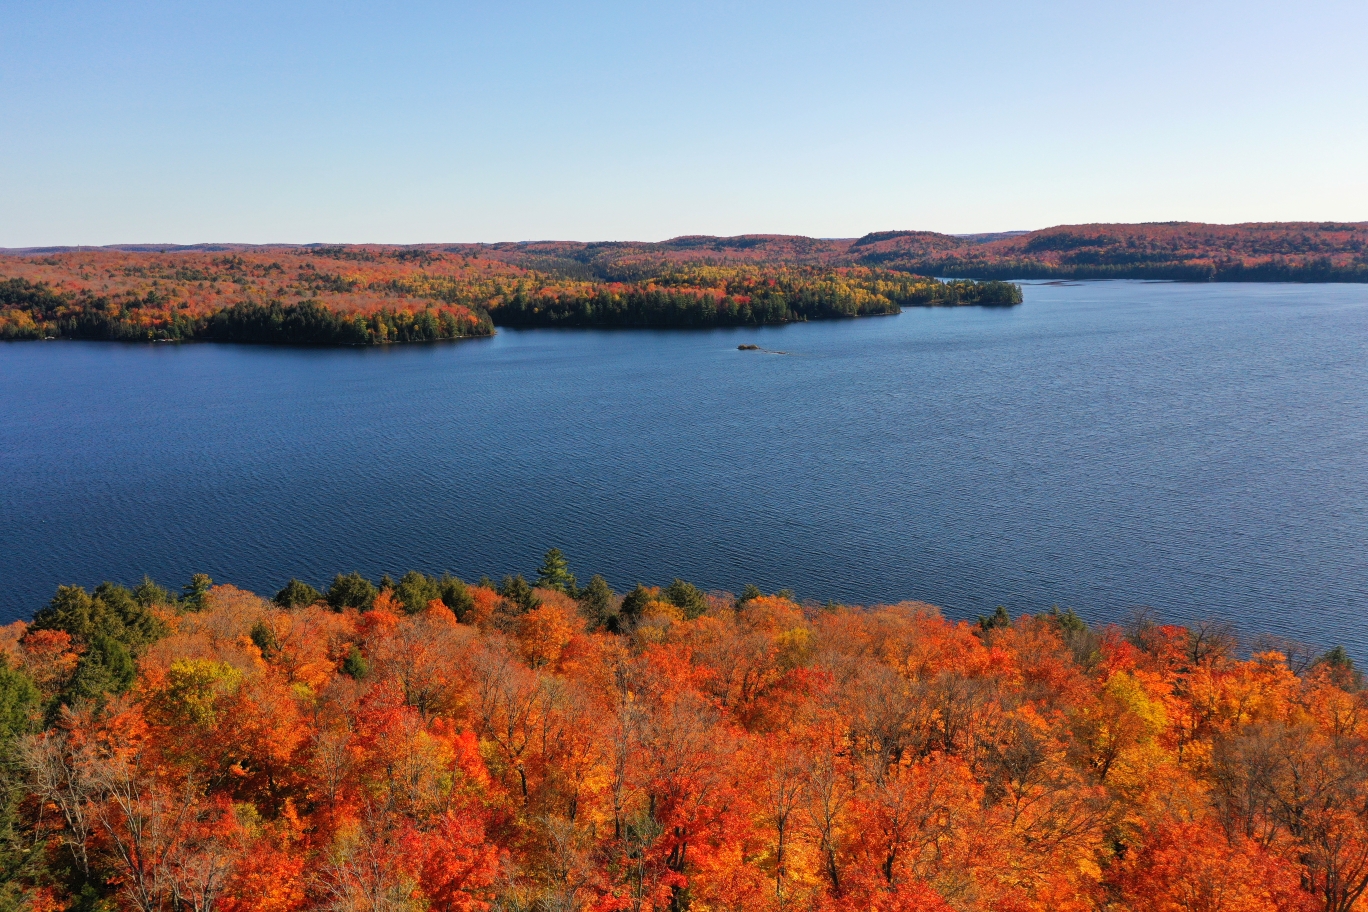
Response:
[5,220,1364,346]
[0,248,1020,345]
[0,551,1364,910]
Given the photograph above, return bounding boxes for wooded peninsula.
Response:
[0,249,1018,345]
[0,220,1357,345]
[0,555,1362,912]
[6,219,1363,346]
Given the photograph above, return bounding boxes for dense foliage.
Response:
[0,250,495,345]
[3,221,1364,344]
[489,267,1020,327]
[0,249,1019,344]
[816,223,1367,282]
[439,223,1368,284]
[1,556,1364,911]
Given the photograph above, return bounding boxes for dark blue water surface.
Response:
[2,281,1366,653]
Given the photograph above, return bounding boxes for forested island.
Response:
[0,554,1362,911]
[0,248,1019,345]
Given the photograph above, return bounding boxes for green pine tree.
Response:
[978,605,1012,632]
[536,548,578,595]
[736,584,763,608]
[395,571,442,614]
[438,575,475,621]
[181,573,213,611]
[618,584,654,627]
[576,575,615,629]
[342,646,369,679]
[499,575,540,613]
[327,572,378,611]
[665,579,707,620]
[274,578,322,608]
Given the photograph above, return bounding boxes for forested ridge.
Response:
[487,221,1362,281]
[0,249,1018,345]
[441,222,1368,282]
[1,553,1365,912]
[10,219,1360,345]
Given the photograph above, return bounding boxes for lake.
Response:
[2,281,1366,655]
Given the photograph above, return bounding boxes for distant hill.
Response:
[2,223,1363,343]
[869,221,1368,282]
[446,221,1368,282]
[6,222,1367,283]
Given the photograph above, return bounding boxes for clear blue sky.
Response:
[3,0,1365,245]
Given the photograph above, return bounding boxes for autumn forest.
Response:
[0,248,1018,345]
[5,220,1366,346]
[0,554,1364,912]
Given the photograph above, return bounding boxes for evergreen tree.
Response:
[181,573,213,611]
[342,646,369,679]
[395,570,442,614]
[978,605,1012,632]
[576,575,615,629]
[536,548,578,595]
[62,632,136,704]
[30,585,122,645]
[736,584,764,608]
[250,619,280,657]
[1048,606,1101,668]
[31,583,164,653]
[498,575,540,613]
[274,578,322,608]
[665,578,707,620]
[438,574,475,621]
[0,659,38,908]
[93,582,165,647]
[0,660,37,747]
[131,576,172,609]
[327,572,378,611]
[1047,606,1088,636]
[618,584,654,627]
[1314,645,1362,689]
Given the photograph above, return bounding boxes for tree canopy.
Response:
[0,565,1361,912]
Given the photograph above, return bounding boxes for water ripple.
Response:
[1,281,1366,655]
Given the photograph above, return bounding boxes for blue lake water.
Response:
[2,281,1366,654]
